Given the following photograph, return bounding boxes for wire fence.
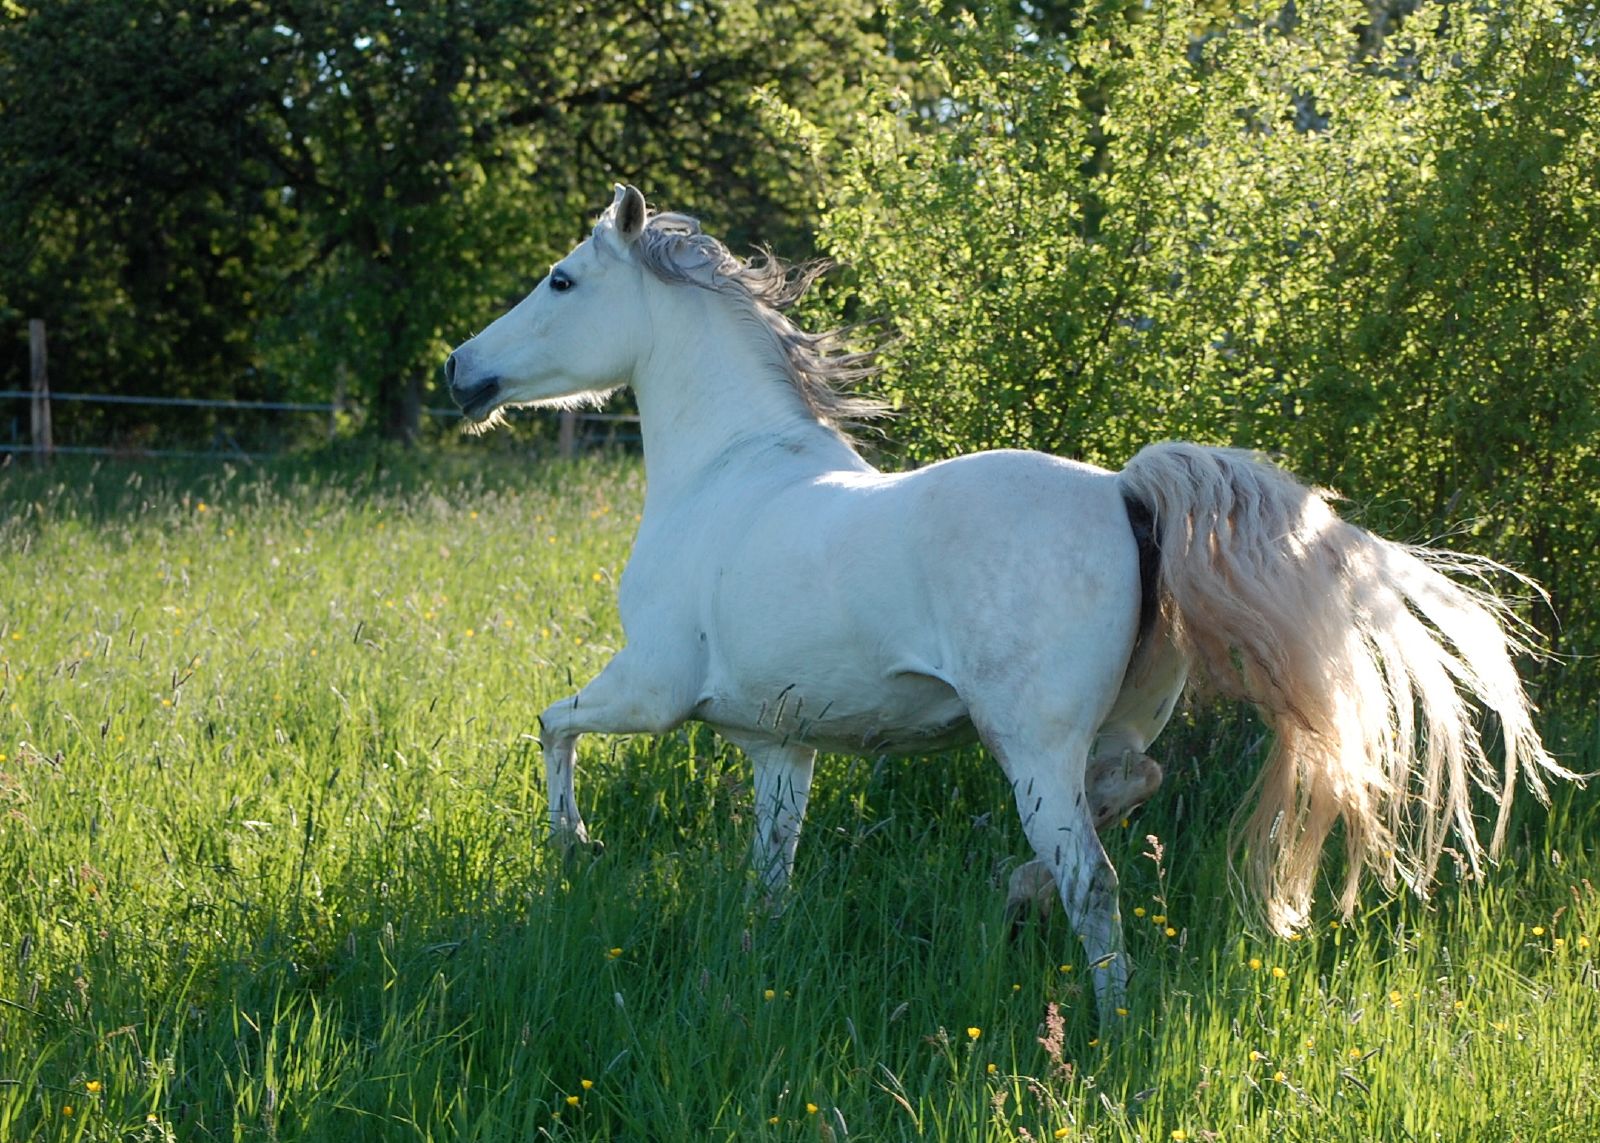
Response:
[2,387,638,462]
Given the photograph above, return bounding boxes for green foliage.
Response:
[0,0,887,443]
[792,0,1600,706]
[1,457,1598,1140]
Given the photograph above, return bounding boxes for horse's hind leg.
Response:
[1007,641,1186,927]
[988,727,1128,1025]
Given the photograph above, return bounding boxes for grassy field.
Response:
[2,450,1598,1142]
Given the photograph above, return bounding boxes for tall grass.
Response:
[2,451,1597,1141]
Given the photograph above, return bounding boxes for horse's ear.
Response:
[612,184,647,246]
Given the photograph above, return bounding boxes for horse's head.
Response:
[445,184,650,428]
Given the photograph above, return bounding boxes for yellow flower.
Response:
[1249,1050,1266,1062]
[1152,915,1166,925]
[1115,1007,1129,1017]
[580,1079,594,1090]
[966,1026,981,1041]
[764,989,777,1002]
[1058,963,1074,974]
[1271,966,1287,979]
[85,1081,102,1094]
[806,1103,819,1115]
[1055,1129,1071,1139]
[1579,936,1591,950]
[1248,957,1263,971]
[1133,907,1146,918]
[987,1063,997,1075]
[1273,1070,1287,1083]
[1533,925,1547,937]
[1088,1037,1100,1048]
[62,1105,73,1117]
[1389,990,1404,1005]
[1164,927,1177,938]
[606,947,623,959]
[196,502,208,512]
[768,1116,780,1125]
[566,1095,580,1107]
[1348,1047,1364,1061]
[1172,1131,1188,1141]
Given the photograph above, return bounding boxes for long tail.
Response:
[1117,441,1577,934]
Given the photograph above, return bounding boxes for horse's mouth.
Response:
[452,377,503,423]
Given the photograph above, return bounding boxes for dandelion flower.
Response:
[1533,926,1546,937]
[1133,907,1146,918]
[1248,957,1263,971]
[85,1081,102,1094]
[1273,1070,1287,1083]
[1164,927,1177,938]
[1348,1047,1363,1061]
[967,1027,981,1041]
[1249,1050,1266,1062]
[1271,966,1287,979]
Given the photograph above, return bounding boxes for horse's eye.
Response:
[550,270,575,293]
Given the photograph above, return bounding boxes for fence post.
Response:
[558,409,577,459]
[29,319,52,464]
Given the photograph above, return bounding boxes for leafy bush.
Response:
[783,0,1600,712]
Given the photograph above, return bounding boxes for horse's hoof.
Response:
[1087,752,1163,832]
[1005,860,1056,937]
[550,830,604,866]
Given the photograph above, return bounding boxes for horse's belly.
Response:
[696,670,977,756]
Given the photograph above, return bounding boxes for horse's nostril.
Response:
[443,353,457,388]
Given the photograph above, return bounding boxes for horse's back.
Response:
[692,447,1143,749]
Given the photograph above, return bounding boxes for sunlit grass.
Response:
[1,451,1597,1141]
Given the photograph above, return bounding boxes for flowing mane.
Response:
[622,205,889,430]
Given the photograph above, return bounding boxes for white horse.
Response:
[446,184,1573,1023]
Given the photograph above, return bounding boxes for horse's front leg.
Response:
[743,741,818,899]
[537,646,695,857]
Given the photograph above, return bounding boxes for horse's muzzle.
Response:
[445,353,502,421]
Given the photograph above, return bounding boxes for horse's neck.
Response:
[633,296,870,511]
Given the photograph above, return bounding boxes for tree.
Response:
[0,0,887,443]
[786,0,1600,709]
